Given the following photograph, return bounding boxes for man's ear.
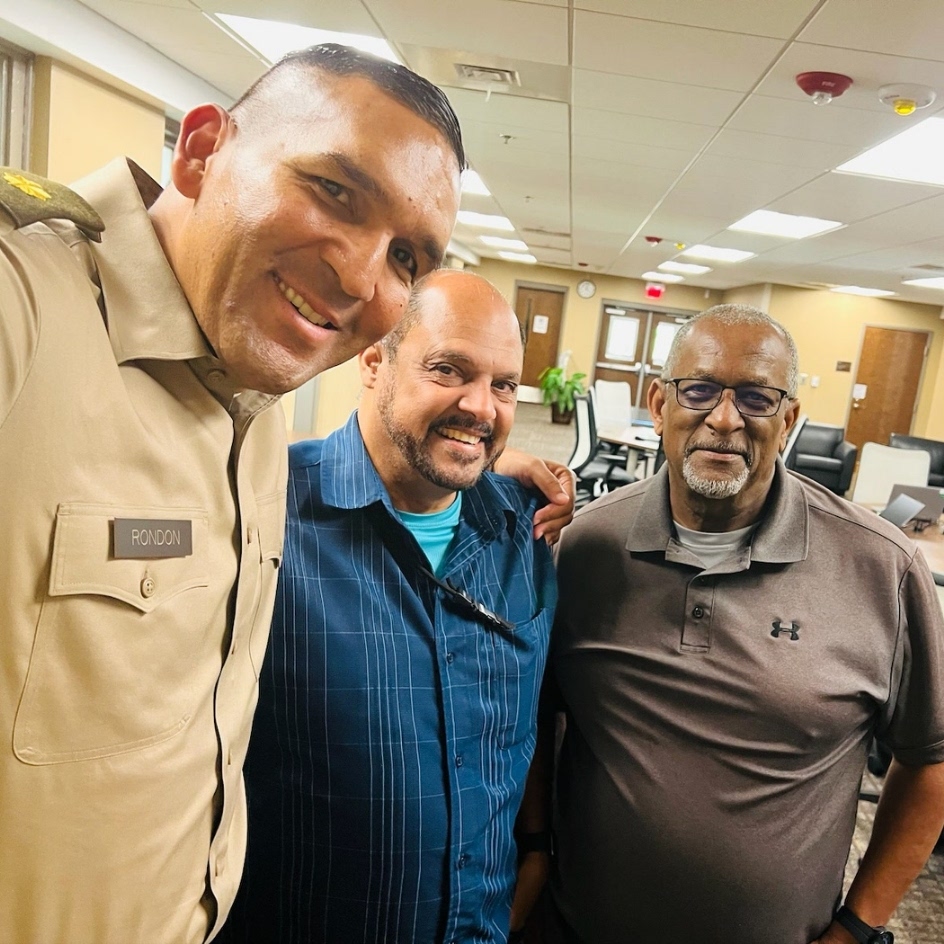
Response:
[170,103,232,199]
[359,344,385,388]
[647,378,667,436]
[780,397,801,450]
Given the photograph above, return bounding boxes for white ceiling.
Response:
[39,0,944,305]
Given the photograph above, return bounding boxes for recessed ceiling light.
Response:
[728,209,843,239]
[641,271,684,283]
[658,261,711,275]
[837,117,944,186]
[901,276,944,289]
[457,211,515,231]
[215,15,399,64]
[461,170,491,196]
[480,236,528,250]
[830,285,897,297]
[498,251,537,264]
[680,244,755,263]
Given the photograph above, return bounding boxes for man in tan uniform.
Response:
[0,45,572,944]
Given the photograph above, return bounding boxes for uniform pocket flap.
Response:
[49,503,209,613]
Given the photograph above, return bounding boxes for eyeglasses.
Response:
[667,378,790,417]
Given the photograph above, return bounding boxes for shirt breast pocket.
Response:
[14,502,209,765]
[493,607,552,750]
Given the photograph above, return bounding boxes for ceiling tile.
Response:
[573,69,744,124]
[574,107,716,150]
[727,94,904,147]
[572,137,695,171]
[704,127,864,168]
[801,0,944,63]
[575,0,821,39]
[769,173,943,223]
[365,0,569,66]
[573,10,786,90]
[446,88,569,133]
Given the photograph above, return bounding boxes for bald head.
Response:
[357,270,524,512]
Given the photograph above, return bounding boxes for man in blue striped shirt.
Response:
[226,270,558,944]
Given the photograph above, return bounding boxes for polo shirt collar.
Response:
[71,158,211,366]
[320,413,518,540]
[628,458,809,563]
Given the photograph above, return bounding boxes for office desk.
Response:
[912,524,944,580]
[597,424,660,478]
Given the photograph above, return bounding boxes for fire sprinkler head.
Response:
[795,71,853,106]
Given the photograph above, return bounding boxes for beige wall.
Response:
[30,58,164,182]
[764,285,944,437]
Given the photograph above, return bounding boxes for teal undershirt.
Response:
[396,493,463,577]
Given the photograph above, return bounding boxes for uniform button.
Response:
[692,605,704,618]
[207,368,226,385]
[446,652,455,664]
[140,576,156,598]
[457,853,469,869]
[455,754,463,768]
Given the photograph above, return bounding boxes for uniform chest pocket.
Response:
[14,503,210,764]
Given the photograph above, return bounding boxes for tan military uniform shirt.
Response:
[0,159,287,943]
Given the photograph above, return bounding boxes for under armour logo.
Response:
[771,620,800,641]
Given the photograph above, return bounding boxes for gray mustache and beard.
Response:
[682,442,752,499]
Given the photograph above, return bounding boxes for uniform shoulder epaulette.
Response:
[0,167,105,242]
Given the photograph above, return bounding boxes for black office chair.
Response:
[567,394,635,506]
[793,422,857,495]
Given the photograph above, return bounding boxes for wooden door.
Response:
[845,326,929,449]
[594,307,646,400]
[515,286,565,387]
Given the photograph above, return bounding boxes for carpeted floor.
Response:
[511,401,944,943]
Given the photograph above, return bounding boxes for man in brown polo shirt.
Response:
[549,304,944,944]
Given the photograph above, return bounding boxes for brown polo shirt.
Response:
[550,463,944,944]
[0,160,286,943]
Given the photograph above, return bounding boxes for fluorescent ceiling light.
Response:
[901,276,944,289]
[457,210,515,231]
[498,251,537,264]
[728,209,843,239]
[461,170,490,196]
[215,15,399,65]
[837,117,944,186]
[681,244,755,263]
[830,285,897,297]
[641,271,684,283]
[658,261,711,275]
[480,236,528,250]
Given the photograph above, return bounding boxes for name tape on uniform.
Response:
[113,518,193,559]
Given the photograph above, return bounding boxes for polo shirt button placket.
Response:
[692,605,704,618]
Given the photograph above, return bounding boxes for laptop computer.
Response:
[878,492,926,528]
[887,484,944,525]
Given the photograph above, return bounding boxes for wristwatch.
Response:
[835,905,894,943]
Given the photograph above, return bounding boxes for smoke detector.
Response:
[878,83,936,116]
[795,72,853,106]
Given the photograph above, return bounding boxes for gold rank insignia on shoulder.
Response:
[0,167,105,242]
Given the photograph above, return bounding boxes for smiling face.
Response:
[358,272,523,512]
[161,70,461,394]
[648,318,799,530]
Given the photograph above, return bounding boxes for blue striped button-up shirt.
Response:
[228,414,557,944]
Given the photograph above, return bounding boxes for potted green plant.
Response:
[538,366,587,424]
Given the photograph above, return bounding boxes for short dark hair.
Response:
[232,43,466,172]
